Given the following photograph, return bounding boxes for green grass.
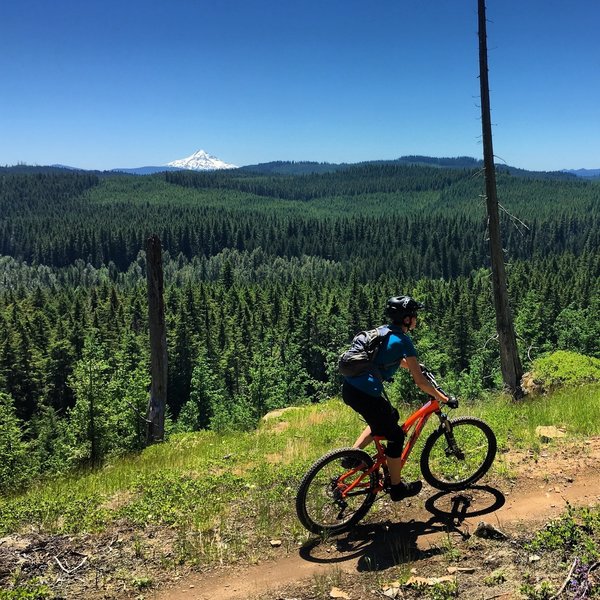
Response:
[1,384,600,566]
[477,384,600,448]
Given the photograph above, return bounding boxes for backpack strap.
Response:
[370,325,393,380]
[370,325,392,361]
[374,325,405,375]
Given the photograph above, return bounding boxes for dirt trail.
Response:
[152,438,600,600]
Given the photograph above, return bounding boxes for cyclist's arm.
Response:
[404,356,448,403]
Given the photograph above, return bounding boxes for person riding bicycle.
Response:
[341,295,450,501]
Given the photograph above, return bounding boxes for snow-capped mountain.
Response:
[166,150,237,171]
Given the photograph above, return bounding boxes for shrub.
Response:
[527,504,600,563]
[0,579,52,599]
[527,351,600,393]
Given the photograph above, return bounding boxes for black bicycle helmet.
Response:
[386,295,425,323]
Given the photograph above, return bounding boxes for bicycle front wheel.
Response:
[420,417,497,491]
[296,448,377,535]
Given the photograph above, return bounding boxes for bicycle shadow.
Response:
[299,485,505,572]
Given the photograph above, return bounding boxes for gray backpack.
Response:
[338,325,395,379]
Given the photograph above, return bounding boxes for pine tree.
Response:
[67,334,113,467]
[44,336,76,412]
[0,391,31,492]
[177,347,224,431]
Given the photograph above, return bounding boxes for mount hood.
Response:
[167,150,237,171]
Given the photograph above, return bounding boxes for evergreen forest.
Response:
[1,164,599,492]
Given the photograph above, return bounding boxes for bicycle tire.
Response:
[420,417,497,491]
[296,448,377,535]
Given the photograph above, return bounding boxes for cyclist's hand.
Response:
[446,395,459,408]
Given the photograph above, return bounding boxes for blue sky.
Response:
[1,0,598,171]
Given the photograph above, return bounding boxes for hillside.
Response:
[1,383,600,598]
[0,165,598,499]
[0,163,598,599]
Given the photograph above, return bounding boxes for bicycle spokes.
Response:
[421,417,496,490]
[296,450,378,534]
[437,428,487,476]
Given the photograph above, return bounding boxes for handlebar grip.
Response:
[446,396,459,409]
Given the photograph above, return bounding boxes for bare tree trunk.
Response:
[88,360,98,466]
[477,0,523,398]
[145,234,167,442]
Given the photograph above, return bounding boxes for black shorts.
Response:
[341,380,404,442]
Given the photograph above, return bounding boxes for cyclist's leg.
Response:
[379,422,404,484]
[341,382,375,468]
[343,382,405,481]
[386,430,422,500]
[352,425,373,449]
[342,381,375,449]
[343,384,421,499]
[372,404,422,498]
[386,456,403,484]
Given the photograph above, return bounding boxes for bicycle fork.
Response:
[438,413,465,460]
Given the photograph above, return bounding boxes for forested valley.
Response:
[1,164,599,492]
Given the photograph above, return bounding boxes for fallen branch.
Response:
[484,593,512,600]
[54,555,88,575]
[549,558,577,600]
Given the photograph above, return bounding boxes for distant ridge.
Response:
[238,161,347,175]
[240,156,578,180]
[562,168,600,179]
[0,164,120,177]
[238,156,482,175]
[111,166,185,175]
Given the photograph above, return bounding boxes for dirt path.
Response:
[152,438,600,600]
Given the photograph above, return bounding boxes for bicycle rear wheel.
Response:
[296,448,377,535]
[420,417,497,491]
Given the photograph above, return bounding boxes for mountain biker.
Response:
[341,295,450,501]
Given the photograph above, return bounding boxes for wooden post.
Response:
[478,0,523,398]
[145,234,167,442]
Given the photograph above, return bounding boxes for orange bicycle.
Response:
[296,367,497,534]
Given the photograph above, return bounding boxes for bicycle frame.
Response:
[399,397,442,468]
[338,397,443,497]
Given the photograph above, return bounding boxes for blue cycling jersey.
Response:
[344,324,417,397]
